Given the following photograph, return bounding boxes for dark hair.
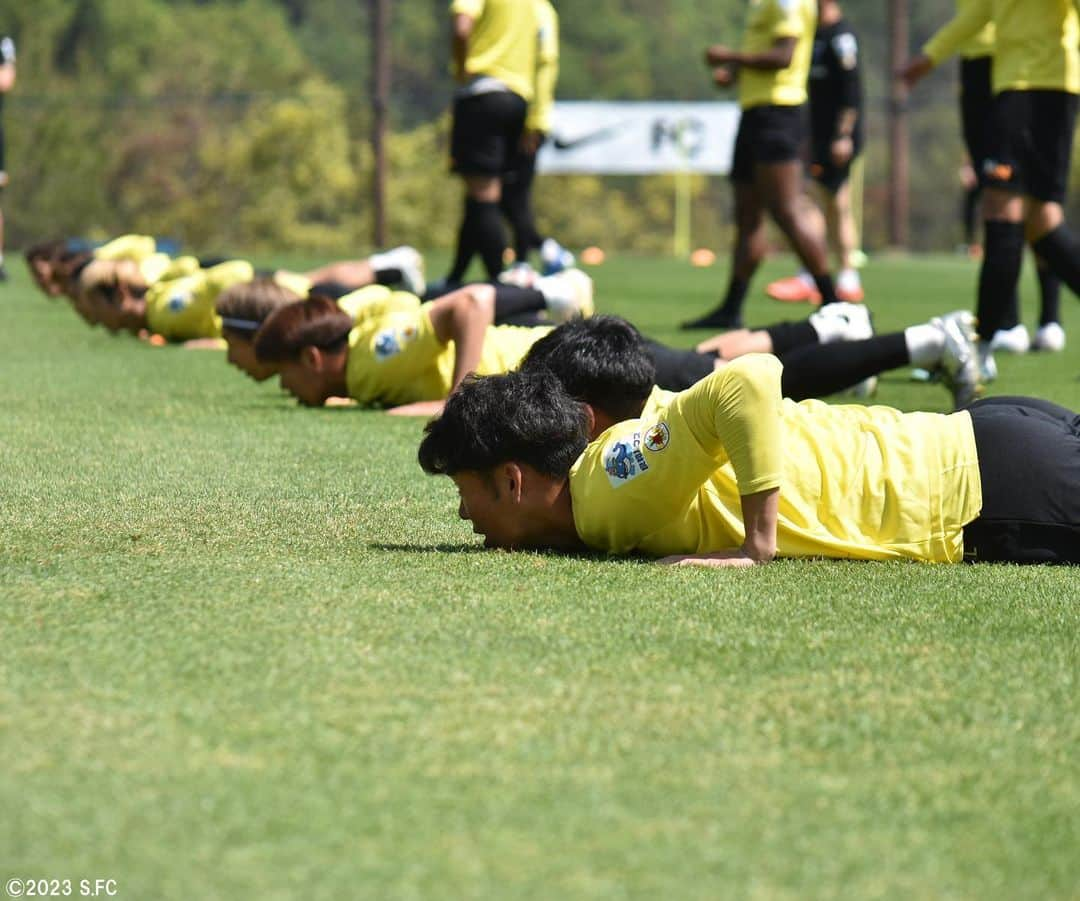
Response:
[518,315,655,421]
[419,370,590,477]
[254,295,353,363]
[25,239,68,265]
[216,278,301,337]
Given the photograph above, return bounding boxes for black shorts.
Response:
[982,89,1079,203]
[450,90,528,177]
[959,56,994,178]
[643,340,716,391]
[964,396,1080,564]
[730,104,806,184]
[808,141,862,193]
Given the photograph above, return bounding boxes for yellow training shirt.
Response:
[924,0,1080,93]
[570,356,983,563]
[93,234,158,263]
[335,284,422,323]
[145,260,255,342]
[345,301,550,406]
[451,0,539,100]
[527,0,559,133]
[738,0,817,109]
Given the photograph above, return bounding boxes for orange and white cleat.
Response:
[766,273,820,304]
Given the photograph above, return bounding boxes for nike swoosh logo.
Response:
[551,120,633,151]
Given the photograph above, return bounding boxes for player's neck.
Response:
[527,478,584,551]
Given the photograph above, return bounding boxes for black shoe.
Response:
[0,264,8,282]
[681,307,743,330]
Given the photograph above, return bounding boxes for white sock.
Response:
[905,323,945,368]
[838,268,861,287]
[368,247,403,271]
[535,273,569,309]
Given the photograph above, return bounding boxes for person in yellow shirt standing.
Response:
[439,0,539,289]
[499,0,574,282]
[684,0,845,330]
[903,0,1080,375]
[418,357,1080,565]
[903,2,1065,358]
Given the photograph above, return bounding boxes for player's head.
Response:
[75,258,148,333]
[418,370,589,549]
[519,315,655,431]
[254,295,352,406]
[215,278,302,382]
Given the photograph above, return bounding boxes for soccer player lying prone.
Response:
[418,352,1080,565]
[250,270,593,411]
[68,245,426,341]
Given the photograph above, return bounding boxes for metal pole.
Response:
[888,0,910,248]
[371,0,389,247]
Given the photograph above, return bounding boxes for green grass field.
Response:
[2,254,1078,900]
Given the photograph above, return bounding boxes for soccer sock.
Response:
[1037,263,1062,326]
[492,285,546,321]
[811,272,840,306]
[373,267,403,286]
[766,320,821,354]
[500,186,542,263]
[720,276,749,316]
[778,333,909,401]
[977,221,1025,339]
[1031,225,1080,304]
[904,323,945,368]
[447,199,481,282]
[472,200,509,279]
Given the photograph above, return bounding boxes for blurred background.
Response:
[4,0,1079,257]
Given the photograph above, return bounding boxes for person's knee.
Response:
[982,187,1021,222]
[464,175,501,203]
[1024,200,1064,243]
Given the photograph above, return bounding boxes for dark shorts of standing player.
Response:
[981,89,1079,205]
[450,90,527,177]
[729,105,806,184]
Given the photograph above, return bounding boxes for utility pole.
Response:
[371,0,390,247]
[888,0,910,248]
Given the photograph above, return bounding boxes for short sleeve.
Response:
[450,0,484,18]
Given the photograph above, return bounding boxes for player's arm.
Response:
[387,287,494,417]
[524,4,558,149]
[900,0,992,87]
[450,0,483,84]
[832,32,861,165]
[0,38,15,93]
[706,36,796,72]
[661,355,784,564]
[658,488,779,567]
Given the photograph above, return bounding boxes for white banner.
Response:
[537,101,741,175]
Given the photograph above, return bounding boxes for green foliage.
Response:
[3,0,1080,253]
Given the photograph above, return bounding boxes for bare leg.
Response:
[695,329,774,357]
[756,160,837,304]
[302,260,376,287]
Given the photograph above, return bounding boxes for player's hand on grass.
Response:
[657,551,757,568]
[182,337,226,350]
[387,400,446,418]
[898,54,933,88]
[323,396,357,408]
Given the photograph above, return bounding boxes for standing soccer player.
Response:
[903,0,1080,375]
[903,1,1065,358]
[684,0,845,330]
[0,34,15,282]
[767,0,865,304]
[438,0,539,290]
[499,0,574,282]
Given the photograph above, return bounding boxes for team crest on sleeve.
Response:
[166,289,192,313]
[373,324,418,361]
[603,431,650,487]
[643,422,670,453]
